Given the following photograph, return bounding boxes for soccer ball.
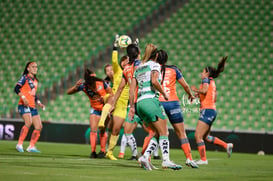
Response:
[118,35,132,48]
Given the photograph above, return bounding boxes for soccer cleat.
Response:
[227,143,233,158]
[195,159,208,165]
[162,160,182,170]
[90,151,97,159]
[16,144,24,153]
[138,156,152,171]
[118,152,124,158]
[26,146,41,153]
[153,155,161,160]
[97,151,106,158]
[185,158,199,168]
[106,152,118,160]
[149,161,159,170]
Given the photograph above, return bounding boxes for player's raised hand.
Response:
[114,34,119,48]
[134,38,139,47]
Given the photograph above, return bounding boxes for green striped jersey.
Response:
[133,60,162,102]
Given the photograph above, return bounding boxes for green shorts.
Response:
[125,106,143,125]
[137,98,166,124]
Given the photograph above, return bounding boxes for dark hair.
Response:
[126,44,140,64]
[157,49,168,65]
[84,68,104,90]
[157,49,168,83]
[206,56,228,78]
[23,61,38,81]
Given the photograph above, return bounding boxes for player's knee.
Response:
[112,129,120,135]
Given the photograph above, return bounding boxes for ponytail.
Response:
[84,68,104,90]
[157,49,168,83]
[126,44,140,64]
[206,56,228,78]
[142,43,157,62]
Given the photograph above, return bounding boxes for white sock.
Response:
[119,134,127,154]
[126,134,138,156]
[143,137,158,158]
[153,144,159,157]
[159,136,170,162]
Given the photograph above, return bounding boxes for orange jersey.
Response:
[79,81,108,111]
[123,60,141,84]
[123,60,141,102]
[159,65,183,102]
[17,75,38,108]
[199,77,216,110]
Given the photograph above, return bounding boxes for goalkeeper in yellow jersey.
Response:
[98,35,129,160]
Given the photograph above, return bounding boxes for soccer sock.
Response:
[99,132,107,153]
[197,141,207,161]
[125,134,138,157]
[18,125,29,145]
[29,129,41,147]
[143,137,158,158]
[90,131,97,152]
[159,136,170,162]
[141,131,153,155]
[107,134,119,153]
[98,103,112,126]
[153,144,159,157]
[120,134,127,154]
[180,138,193,160]
[207,135,228,149]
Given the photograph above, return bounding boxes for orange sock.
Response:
[197,141,207,161]
[18,125,29,145]
[29,129,41,147]
[141,131,154,155]
[90,132,97,152]
[181,138,192,160]
[99,132,107,153]
[207,135,227,149]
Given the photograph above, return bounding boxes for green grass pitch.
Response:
[0,140,273,181]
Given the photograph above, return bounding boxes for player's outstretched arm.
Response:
[178,78,195,101]
[67,79,83,95]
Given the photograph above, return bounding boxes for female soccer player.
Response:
[157,50,198,168]
[129,43,182,170]
[15,61,45,153]
[67,68,113,158]
[98,35,130,160]
[109,43,142,160]
[191,56,233,165]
